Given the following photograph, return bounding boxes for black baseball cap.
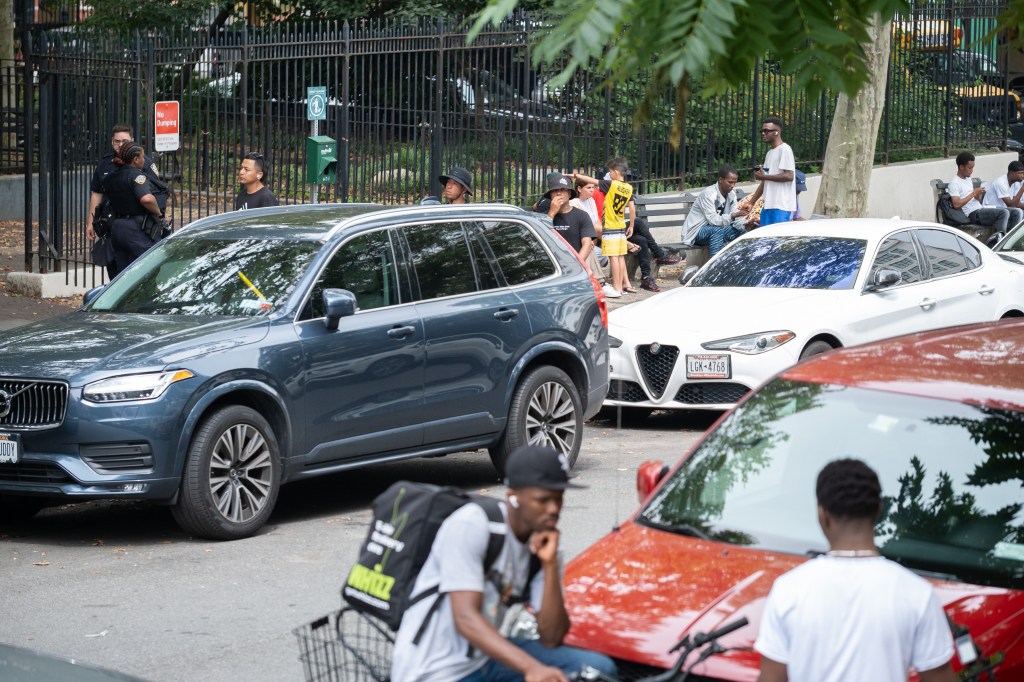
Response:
[504,445,586,490]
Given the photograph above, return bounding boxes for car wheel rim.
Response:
[209,423,273,523]
[525,380,577,454]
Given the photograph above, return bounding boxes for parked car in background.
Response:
[604,219,1024,417]
[0,204,608,540]
[566,319,1024,680]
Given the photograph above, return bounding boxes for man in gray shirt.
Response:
[391,446,616,682]
[681,166,750,257]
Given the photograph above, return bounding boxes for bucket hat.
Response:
[439,167,473,195]
[543,174,579,200]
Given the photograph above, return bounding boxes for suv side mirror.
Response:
[82,286,105,308]
[864,268,901,292]
[323,288,357,331]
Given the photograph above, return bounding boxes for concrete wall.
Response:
[795,151,1017,222]
[0,173,39,220]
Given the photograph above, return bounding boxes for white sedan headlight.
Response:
[83,370,194,403]
[702,331,796,355]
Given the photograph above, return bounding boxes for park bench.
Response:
[930,178,997,244]
[624,189,748,280]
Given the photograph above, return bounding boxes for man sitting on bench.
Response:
[949,152,1010,233]
[682,166,751,257]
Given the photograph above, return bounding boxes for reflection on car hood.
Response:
[610,286,838,335]
[0,313,269,381]
[563,522,1024,677]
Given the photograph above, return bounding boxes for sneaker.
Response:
[640,277,662,293]
[655,253,682,265]
[601,283,621,298]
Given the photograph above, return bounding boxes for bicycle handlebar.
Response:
[690,616,749,649]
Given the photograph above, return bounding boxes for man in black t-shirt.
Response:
[235,152,279,210]
[534,174,596,261]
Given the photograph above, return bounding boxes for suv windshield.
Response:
[90,237,320,315]
[637,379,1024,589]
[691,236,866,289]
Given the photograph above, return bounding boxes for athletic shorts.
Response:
[759,208,795,226]
[602,232,628,256]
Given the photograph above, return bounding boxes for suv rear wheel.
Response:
[489,366,582,476]
[171,405,281,540]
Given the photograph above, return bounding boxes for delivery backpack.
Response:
[342,480,539,634]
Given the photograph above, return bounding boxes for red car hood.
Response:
[564,522,1024,680]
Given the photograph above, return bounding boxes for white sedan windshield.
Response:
[691,236,867,289]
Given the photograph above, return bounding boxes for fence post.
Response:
[339,20,351,203]
[430,22,443,198]
[751,58,761,167]
[22,32,35,272]
[37,37,50,274]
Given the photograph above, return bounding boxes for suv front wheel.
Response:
[171,405,281,540]
[489,366,582,476]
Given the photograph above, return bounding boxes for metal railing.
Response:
[7,0,1016,277]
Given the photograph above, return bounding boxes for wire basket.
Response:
[294,608,395,682]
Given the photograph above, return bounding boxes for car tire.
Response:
[171,405,281,541]
[0,496,47,523]
[800,340,835,360]
[489,366,582,476]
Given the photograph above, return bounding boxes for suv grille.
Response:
[0,378,69,429]
[635,345,679,399]
[676,382,750,405]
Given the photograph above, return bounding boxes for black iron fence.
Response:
[7,0,1017,279]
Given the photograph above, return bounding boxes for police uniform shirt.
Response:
[107,166,157,216]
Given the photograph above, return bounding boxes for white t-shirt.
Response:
[762,143,797,211]
[391,502,550,682]
[571,196,600,232]
[983,173,1022,208]
[948,175,981,215]
[755,556,954,682]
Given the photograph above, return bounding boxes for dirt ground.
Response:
[0,220,83,323]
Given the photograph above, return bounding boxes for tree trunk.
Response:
[0,0,14,157]
[814,13,892,218]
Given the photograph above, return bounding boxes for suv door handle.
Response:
[918,298,937,310]
[978,285,995,295]
[387,325,416,339]
[493,309,519,321]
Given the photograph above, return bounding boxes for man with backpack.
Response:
[388,445,616,682]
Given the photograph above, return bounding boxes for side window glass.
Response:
[465,223,501,291]
[306,230,401,319]
[480,221,557,285]
[404,222,477,299]
[917,228,970,277]
[871,231,922,284]
[957,235,982,269]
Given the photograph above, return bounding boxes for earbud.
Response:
[508,495,520,509]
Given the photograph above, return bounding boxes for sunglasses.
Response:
[760,128,777,134]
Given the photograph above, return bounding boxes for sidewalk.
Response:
[0,236,80,330]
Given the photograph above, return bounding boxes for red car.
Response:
[564,320,1024,681]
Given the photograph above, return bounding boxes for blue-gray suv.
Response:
[0,204,609,539]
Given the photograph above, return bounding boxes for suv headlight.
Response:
[702,331,795,355]
[83,370,194,403]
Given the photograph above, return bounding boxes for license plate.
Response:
[0,432,20,464]
[686,354,731,379]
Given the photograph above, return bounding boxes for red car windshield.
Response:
[637,379,1024,590]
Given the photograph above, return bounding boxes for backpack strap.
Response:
[411,498,507,646]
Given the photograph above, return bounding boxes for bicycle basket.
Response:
[294,608,395,682]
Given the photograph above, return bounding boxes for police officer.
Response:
[88,123,160,240]
[106,142,168,275]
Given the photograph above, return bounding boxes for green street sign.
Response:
[307,86,327,121]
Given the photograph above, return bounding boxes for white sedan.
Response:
[605,218,1024,414]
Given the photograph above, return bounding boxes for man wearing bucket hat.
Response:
[440,166,473,204]
[391,445,616,682]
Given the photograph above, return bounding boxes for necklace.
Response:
[827,549,880,558]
